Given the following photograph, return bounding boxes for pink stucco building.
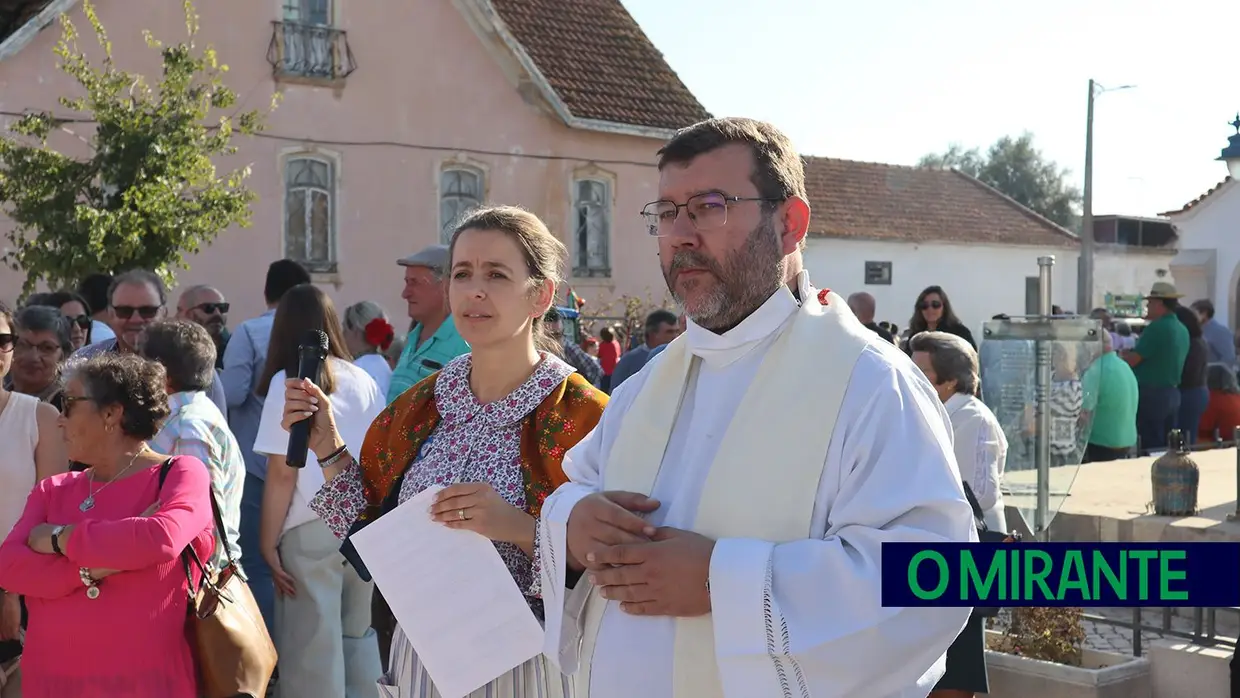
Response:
[0,0,709,320]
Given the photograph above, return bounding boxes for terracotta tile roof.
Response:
[803,157,1078,248]
[489,0,711,132]
[1161,176,1231,216]
[0,0,52,45]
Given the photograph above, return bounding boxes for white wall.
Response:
[1094,247,1177,307]
[803,238,1080,340]
[803,238,1173,338]
[1168,181,1240,328]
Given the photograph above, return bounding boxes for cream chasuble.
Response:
[539,272,977,698]
[577,275,868,698]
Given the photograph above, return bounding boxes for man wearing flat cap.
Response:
[1122,281,1189,451]
[371,244,472,667]
[386,244,470,404]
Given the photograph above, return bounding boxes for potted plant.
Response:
[984,607,1151,698]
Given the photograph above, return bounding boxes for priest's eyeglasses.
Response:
[640,192,783,237]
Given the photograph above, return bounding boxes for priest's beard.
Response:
[664,216,785,333]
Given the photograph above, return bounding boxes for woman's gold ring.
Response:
[457,509,466,521]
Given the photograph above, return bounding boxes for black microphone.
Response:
[286,329,329,468]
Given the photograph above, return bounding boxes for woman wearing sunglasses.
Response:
[5,306,72,412]
[905,285,975,354]
[0,353,214,698]
[44,291,93,352]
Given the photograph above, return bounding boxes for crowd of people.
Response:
[852,276,1240,467]
[0,246,677,695]
[6,114,1228,698]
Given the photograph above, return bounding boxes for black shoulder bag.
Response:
[961,480,1020,618]
[339,464,412,583]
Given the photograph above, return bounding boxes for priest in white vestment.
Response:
[536,117,976,698]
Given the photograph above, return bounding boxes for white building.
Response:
[1163,177,1240,326]
[800,157,1173,339]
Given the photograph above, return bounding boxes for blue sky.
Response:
[620,0,1238,217]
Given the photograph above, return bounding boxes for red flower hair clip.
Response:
[817,288,831,306]
[364,318,396,351]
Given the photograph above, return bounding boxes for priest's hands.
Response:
[587,527,715,617]
[566,491,660,571]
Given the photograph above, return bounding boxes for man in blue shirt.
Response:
[219,258,311,636]
[609,309,682,391]
[387,244,470,403]
[1191,299,1236,367]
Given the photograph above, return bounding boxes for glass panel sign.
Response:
[979,318,1104,537]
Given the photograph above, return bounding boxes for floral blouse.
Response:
[309,353,576,609]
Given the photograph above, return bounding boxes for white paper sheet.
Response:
[349,484,544,698]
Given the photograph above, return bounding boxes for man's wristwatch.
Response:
[50,525,66,555]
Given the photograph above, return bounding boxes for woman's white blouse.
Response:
[252,358,383,534]
[355,353,393,398]
[944,391,1008,532]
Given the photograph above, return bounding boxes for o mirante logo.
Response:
[881,542,1240,608]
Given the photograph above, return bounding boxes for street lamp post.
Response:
[1078,80,1097,316]
[1078,80,1135,315]
[1218,115,1240,180]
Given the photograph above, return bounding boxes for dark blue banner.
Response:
[881,542,1240,607]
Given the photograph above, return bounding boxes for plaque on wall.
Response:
[864,261,892,285]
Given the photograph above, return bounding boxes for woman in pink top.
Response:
[0,354,214,698]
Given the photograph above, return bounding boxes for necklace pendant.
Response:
[86,585,100,600]
[80,497,95,512]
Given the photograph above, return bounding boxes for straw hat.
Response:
[1144,281,1183,300]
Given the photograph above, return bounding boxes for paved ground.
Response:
[1002,448,1240,537]
[990,607,1238,656]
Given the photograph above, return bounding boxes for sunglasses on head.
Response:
[66,314,91,329]
[113,305,161,320]
[0,333,12,352]
[195,302,230,315]
[919,300,943,311]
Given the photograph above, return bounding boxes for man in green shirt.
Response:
[1122,281,1189,451]
[1082,330,1139,461]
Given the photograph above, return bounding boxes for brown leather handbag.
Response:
[159,460,278,698]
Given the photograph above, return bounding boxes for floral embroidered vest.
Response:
[356,368,607,521]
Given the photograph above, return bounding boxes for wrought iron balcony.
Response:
[267,20,357,81]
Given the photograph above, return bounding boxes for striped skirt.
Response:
[377,623,573,698]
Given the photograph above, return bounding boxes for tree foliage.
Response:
[591,289,676,346]
[0,0,274,297]
[919,133,1083,231]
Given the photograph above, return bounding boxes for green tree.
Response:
[919,133,1082,231]
[0,0,274,297]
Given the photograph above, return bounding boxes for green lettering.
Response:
[1159,550,1188,601]
[1129,550,1158,601]
[1023,550,1055,600]
[962,549,1005,602]
[1010,545,1020,600]
[908,551,949,600]
[1091,550,1126,600]
[1058,550,1090,601]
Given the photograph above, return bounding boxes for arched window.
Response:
[439,166,484,243]
[572,178,611,277]
[283,155,336,271]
